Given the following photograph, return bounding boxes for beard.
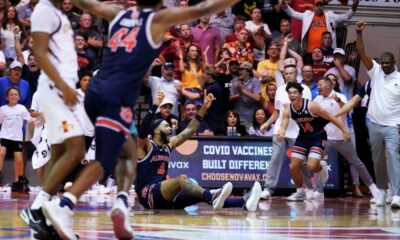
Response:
[160,132,169,144]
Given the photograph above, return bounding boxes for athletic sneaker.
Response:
[287,188,306,201]
[20,208,61,240]
[305,188,314,200]
[42,198,78,240]
[391,196,400,209]
[260,188,271,200]
[212,182,233,210]
[372,190,386,206]
[244,181,262,212]
[111,198,134,239]
[318,161,329,184]
[312,191,324,201]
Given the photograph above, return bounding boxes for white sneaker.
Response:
[318,161,329,184]
[111,198,134,239]
[210,188,222,195]
[312,191,324,201]
[305,188,314,200]
[260,189,271,200]
[42,197,78,240]
[374,190,386,206]
[391,195,400,209]
[245,182,262,212]
[287,189,306,201]
[212,182,232,210]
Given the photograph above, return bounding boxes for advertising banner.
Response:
[169,137,340,189]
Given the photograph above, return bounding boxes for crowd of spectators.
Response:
[0,0,398,205]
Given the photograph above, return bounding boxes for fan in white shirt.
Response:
[0,87,33,187]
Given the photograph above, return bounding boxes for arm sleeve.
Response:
[138,105,158,139]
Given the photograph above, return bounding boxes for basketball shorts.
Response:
[292,131,327,161]
[38,81,85,145]
[137,182,172,209]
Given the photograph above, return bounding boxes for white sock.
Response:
[31,190,51,210]
[297,188,304,193]
[63,192,77,205]
[368,183,380,198]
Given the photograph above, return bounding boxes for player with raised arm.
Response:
[40,0,240,239]
[279,82,350,200]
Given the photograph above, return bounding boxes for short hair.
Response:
[79,70,93,80]
[6,86,20,97]
[136,0,162,7]
[204,65,218,79]
[286,81,303,94]
[322,31,332,36]
[280,19,290,25]
[319,76,333,86]
[381,52,395,62]
[75,31,88,41]
[325,73,337,81]
[234,15,246,24]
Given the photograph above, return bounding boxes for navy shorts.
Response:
[292,131,327,161]
[137,182,172,209]
[0,139,23,152]
[84,89,134,175]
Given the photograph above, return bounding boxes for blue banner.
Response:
[169,137,340,189]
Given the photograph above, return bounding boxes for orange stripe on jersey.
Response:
[96,119,129,136]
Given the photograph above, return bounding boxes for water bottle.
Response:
[227,127,232,136]
[232,127,237,136]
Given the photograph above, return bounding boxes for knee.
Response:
[307,162,320,172]
[290,163,300,172]
[179,174,189,181]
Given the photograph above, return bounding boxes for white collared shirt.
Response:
[314,90,348,140]
[367,61,400,126]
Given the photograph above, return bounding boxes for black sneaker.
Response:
[20,208,61,240]
[20,176,30,193]
[11,181,23,192]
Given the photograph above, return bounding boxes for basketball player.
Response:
[137,90,262,211]
[41,1,240,239]
[279,82,350,199]
[20,0,88,238]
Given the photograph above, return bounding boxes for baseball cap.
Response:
[314,0,324,5]
[9,61,22,69]
[333,48,346,56]
[239,61,253,69]
[160,98,174,107]
[283,58,296,68]
[229,58,239,65]
[163,62,174,69]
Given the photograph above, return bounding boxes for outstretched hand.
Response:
[202,90,216,110]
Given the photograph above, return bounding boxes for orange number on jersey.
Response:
[108,27,139,52]
[157,162,166,175]
[300,122,314,133]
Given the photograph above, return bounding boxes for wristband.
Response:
[194,114,203,122]
[149,104,158,114]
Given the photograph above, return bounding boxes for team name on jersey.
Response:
[296,117,314,123]
[151,155,170,162]
[120,18,143,28]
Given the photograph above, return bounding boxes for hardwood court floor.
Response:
[0,191,400,240]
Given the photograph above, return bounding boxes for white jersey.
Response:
[31,0,78,88]
[76,89,94,137]
[0,104,32,141]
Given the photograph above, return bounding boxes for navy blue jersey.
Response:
[290,98,329,137]
[90,8,162,106]
[136,140,171,193]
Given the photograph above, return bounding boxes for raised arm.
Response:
[282,3,306,20]
[152,0,240,44]
[137,90,165,159]
[260,109,279,131]
[309,102,350,140]
[169,92,215,149]
[71,0,123,21]
[355,21,373,71]
[334,94,362,117]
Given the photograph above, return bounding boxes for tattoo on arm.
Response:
[170,119,200,149]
